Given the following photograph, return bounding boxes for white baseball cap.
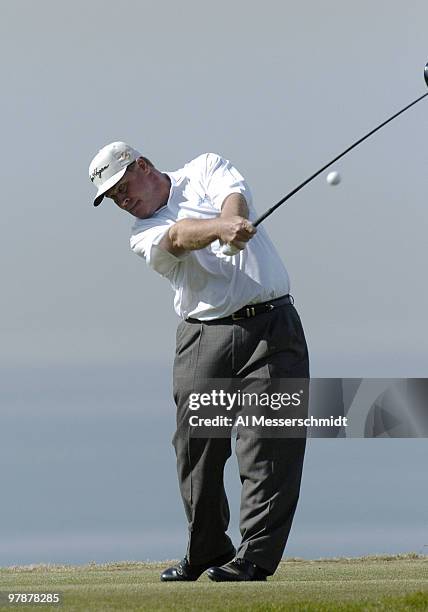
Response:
[89,141,141,206]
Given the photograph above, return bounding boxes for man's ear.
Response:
[137,157,150,174]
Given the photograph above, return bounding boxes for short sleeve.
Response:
[130,222,187,278]
[203,153,252,211]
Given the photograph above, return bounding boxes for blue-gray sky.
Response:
[0,0,426,565]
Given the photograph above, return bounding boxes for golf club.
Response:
[222,62,428,255]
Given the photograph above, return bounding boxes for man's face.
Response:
[105,158,168,219]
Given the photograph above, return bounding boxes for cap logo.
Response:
[90,163,109,182]
[118,150,131,162]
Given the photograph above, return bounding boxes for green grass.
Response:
[0,554,427,611]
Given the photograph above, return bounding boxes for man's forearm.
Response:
[168,218,222,253]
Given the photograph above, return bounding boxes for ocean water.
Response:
[0,364,426,566]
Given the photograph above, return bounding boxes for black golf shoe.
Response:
[160,548,235,582]
[206,557,268,582]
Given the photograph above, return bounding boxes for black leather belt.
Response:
[186,294,294,323]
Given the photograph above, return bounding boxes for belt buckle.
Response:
[247,307,256,317]
[232,306,257,320]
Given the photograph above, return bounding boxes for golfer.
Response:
[89,141,310,582]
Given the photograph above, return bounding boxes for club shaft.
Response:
[254,91,428,227]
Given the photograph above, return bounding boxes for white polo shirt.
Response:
[130,153,290,320]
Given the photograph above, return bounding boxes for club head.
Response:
[425,62,428,87]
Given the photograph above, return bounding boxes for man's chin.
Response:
[131,202,148,219]
[132,201,165,219]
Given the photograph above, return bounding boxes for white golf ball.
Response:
[326,171,341,186]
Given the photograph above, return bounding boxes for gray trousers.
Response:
[172,301,309,575]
